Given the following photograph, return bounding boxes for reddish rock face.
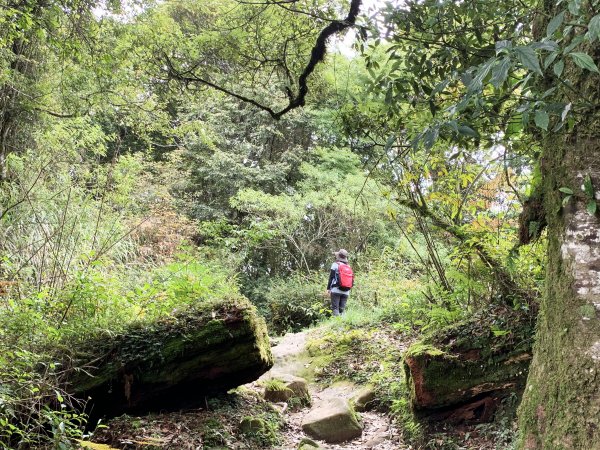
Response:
[403,311,533,423]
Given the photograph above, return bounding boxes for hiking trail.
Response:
[247,329,409,449]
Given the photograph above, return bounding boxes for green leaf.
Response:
[384,134,396,151]
[423,128,438,149]
[587,200,598,215]
[568,0,581,15]
[544,51,559,69]
[588,15,600,42]
[564,35,585,54]
[559,187,574,194]
[457,125,479,138]
[516,46,542,75]
[432,80,449,95]
[534,110,550,131]
[553,59,565,77]
[534,40,559,52]
[528,220,539,237]
[491,57,510,88]
[584,174,594,197]
[569,52,600,73]
[495,40,512,54]
[547,11,565,37]
[562,195,572,207]
[561,102,572,122]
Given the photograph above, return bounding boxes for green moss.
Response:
[69,296,273,395]
[238,414,281,447]
[404,343,446,358]
[517,134,600,448]
[403,310,533,410]
[579,304,595,320]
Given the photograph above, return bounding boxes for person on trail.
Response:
[326,249,354,316]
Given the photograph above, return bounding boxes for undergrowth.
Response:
[88,388,283,449]
[305,307,522,449]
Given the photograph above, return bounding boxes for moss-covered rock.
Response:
[263,373,310,406]
[301,397,362,443]
[239,416,268,434]
[353,385,376,412]
[297,437,325,449]
[404,307,534,421]
[68,296,273,419]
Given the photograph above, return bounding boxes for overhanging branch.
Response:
[165,0,362,120]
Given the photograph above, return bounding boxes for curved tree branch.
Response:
[165,0,362,120]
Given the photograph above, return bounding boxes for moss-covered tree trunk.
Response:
[67,299,273,421]
[518,134,600,447]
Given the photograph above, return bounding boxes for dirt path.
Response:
[251,330,408,450]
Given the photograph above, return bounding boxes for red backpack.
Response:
[337,262,354,291]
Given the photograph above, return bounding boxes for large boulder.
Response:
[301,398,362,443]
[68,297,273,419]
[404,307,534,422]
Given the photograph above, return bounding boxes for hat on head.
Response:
[333,249,349,262]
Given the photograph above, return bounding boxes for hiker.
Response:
[326,249,354,316]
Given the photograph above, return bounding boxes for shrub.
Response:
[263,273,328,334]
[0,348,86,449]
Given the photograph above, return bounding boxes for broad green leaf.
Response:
[432,79,449,95]
[534,110,550,131]
[588,15,600,42]
[544,51,559,69]
[541,87,557,99]
[559,187,574,194]
[457,125,479,138]
[495,40,512,54]
[516,46,542,75]
[429,99,437,116]
[562,195,572,207]
[468,59,494,93]
[568,0,581,15]
[423,128,438,149]
[553,59,565,77]
[491,57,510,88]
[547,11,565,36]
[533,40,559,52]
[587,200,597,215]
[570,52,600,73]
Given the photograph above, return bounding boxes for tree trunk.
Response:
[518,136,600,448]
[67,299,273,422]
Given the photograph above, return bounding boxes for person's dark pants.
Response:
[330,292,348,316]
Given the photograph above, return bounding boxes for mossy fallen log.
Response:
[403,307,534,423]
[68,297,273,419]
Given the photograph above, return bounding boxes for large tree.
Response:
[366,0,600,446]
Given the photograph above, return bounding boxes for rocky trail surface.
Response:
[247,329,408,450]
